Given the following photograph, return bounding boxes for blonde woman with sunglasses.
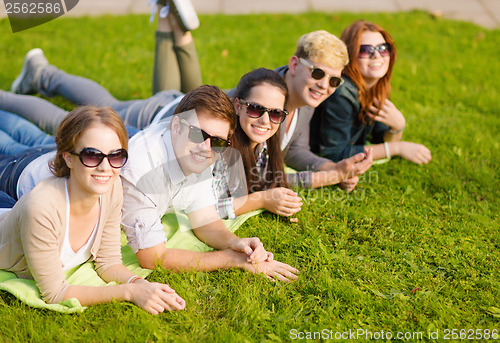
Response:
[0,106,185,314]
[310,20,431,165]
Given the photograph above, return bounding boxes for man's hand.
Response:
[228,249,299,282]
[240,259,299,282]
[229,237,269,264]
[339,176,359,192]
[335,148,373,181]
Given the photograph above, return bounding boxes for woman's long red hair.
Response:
[341,20,397,123]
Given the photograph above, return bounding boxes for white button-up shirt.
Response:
[120,118,216,252]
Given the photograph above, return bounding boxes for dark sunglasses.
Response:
[358,43,391,58]
[238,99,288,124]
[299,58,344,88]
[70,147,128,168]
[180,119,230,152]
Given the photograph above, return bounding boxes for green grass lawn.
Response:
[1,10,499,342]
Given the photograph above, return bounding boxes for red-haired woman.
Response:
[310,20,431,164]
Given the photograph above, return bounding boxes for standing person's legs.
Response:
[153,1,202,94]
[0,90,68,135]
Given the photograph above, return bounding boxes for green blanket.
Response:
[0,210,261,313]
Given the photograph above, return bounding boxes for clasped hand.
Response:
[337,148,373,182]
[263,187,302,217]
[131,280,186,315]
[230,236,271,264]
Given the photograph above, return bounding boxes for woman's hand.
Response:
[262,188,302,217]
[368,99,406,133]
[398,142,432,164]
[229,237,268,264]
[130,280,186,315]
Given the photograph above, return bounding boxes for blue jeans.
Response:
[0,147,55,200]
[0,190,15,208]
[0,110,55,155]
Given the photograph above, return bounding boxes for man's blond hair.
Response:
[295,30,349,70]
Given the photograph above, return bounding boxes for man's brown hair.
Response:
[174,85,236,138]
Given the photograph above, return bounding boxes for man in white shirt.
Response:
[121,85,298,282]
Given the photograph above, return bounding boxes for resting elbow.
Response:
[135,244,168,270]
[135,252,157,270]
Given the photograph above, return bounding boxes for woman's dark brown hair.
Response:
[341,20,397,122]
[232,68,289,193]
[50,106,128,177]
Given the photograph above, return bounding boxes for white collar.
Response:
[162,129,186,185]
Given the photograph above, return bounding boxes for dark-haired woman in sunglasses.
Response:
[0,105,185,314]
[212,68,301,218]
[213,68,372,219]
[310,20,431,165]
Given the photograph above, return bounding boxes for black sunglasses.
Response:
[180,119,230,152]
[299,58,344,88]
[238,99,288,124]
[70,147,128,168]
[359,43,391,58]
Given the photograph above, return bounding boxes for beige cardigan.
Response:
[0,176,123,304]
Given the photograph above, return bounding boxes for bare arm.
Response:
[369,142,432,164]
[136,243,250,272]
[364,100,431,164]
[135,242,300,282]
[62,264,185,314]
[232,189,302,217]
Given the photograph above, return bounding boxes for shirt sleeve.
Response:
[120,175,167,252]
[211,149,248,219]
[286,171,313,189]
[283,109,331,171]
[216,197,236,220]
[370,120,390,144]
